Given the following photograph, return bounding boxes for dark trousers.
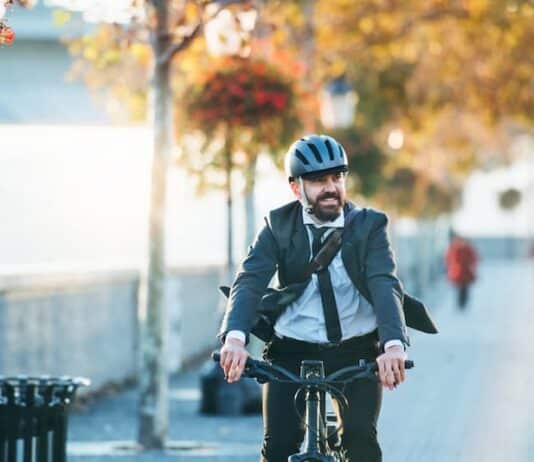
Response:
[261,332,382,462]
[457,284,470,308]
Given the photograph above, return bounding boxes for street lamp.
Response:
[388,128,405,150]
[320,75,358,129]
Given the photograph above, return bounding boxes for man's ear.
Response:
[289,180,301,199]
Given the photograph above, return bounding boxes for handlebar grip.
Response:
[369,360,414,372]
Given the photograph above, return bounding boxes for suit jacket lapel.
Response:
[285,206,311,283]
[341,203,369,295]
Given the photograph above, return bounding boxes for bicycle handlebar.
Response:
[212,351,413,386]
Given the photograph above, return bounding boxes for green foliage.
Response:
[374,166,459,218]
[325,127,386,198]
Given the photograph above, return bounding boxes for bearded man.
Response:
[218,134,411,461]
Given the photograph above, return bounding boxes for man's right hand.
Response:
[220,337,249,383]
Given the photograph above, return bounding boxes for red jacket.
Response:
[446,239,478,285]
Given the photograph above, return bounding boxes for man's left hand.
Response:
[376,345,407,390]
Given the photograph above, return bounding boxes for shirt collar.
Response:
[302,207,344,229]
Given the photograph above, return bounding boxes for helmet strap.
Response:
[298,177,314,215]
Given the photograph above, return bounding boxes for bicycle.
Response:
[213,351,413,461]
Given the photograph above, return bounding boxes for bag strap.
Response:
[303,207,366,278]
[303,228,343,277]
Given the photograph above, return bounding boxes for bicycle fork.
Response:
[288,361,336,462]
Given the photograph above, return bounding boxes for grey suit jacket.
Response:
[219,200,417,349]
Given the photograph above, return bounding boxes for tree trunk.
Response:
[225,129,234,281]
[137,0,172,449]
[244,154,257,248]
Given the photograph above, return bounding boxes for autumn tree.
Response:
[260,0,533,216]
[60,11,307,259]
[48,1,533,219]
[0,0,38,43]
[324,0,531,202]
[5,0,257,449]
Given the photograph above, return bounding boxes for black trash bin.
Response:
[0,376,89,462]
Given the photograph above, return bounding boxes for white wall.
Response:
[3,124,530,278]
[452,135,534,238]
[0,124,293,275]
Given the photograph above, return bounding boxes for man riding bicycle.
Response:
[218,134,434,461]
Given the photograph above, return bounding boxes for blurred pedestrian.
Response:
[445,235,478,309]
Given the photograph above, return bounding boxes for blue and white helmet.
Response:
[284,134,348,182]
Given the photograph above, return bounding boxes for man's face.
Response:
[290,171,347,221]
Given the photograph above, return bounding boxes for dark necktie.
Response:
[309,226,342,343]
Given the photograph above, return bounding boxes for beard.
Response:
[309,192,344,222]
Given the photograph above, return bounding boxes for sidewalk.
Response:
[68,363,263,462]
[66,259,534,461]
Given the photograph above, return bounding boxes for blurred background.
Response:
[0,1,533,460]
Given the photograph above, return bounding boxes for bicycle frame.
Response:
[288,360,344,462]
[289,360,340,462]
[212,351,413,462]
